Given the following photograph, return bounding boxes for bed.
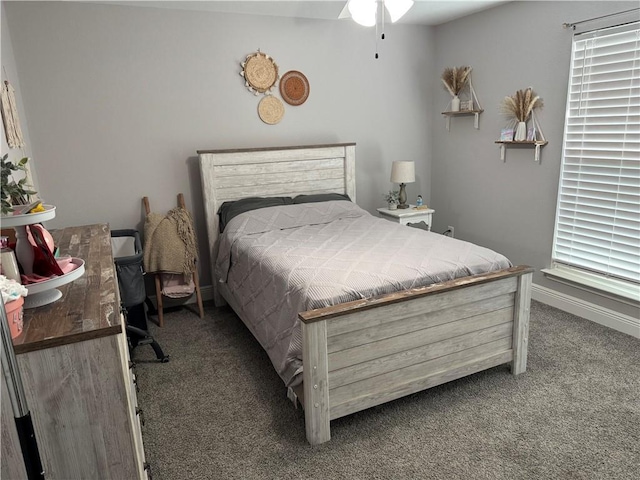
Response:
[198,143,533,445]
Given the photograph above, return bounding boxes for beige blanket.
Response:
[143,207,198,281]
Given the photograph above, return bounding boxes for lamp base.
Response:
[397,183,409,209]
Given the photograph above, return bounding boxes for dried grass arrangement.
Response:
[441,66,472,96]
[500,87,543,122]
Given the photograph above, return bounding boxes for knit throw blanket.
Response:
[143,207,198,281]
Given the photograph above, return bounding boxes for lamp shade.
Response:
[390,161,415,184]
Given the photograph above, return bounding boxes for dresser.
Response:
[1,224,147,480]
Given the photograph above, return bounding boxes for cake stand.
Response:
[1,206,86,308]
[22,258,85,308]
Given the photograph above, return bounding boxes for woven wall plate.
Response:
[240,51,279,95]
[279,70,310,106]
[258,96,285,125]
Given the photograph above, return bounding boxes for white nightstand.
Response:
[377,206,435,230]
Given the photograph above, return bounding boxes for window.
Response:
[547,22,640,302]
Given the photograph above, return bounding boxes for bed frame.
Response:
[198,143,533,445]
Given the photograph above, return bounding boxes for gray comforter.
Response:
[216,201,512,386]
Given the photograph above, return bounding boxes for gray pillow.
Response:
[217,196,293,232]
[292,193,351,204]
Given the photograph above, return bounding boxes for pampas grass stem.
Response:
[441,66,472,96]
[500,87,543,122]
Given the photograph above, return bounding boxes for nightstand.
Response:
[377,206,435,230]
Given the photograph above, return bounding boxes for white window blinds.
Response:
[552,22,640,285]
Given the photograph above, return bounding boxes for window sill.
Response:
[542,265,640,305]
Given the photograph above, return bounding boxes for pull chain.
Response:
[375,6,379,59]
[374,1,387,59]
[381,0,386,40]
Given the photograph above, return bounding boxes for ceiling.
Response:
[88,1,509,26]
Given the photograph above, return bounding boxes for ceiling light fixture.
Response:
[348,0,377,27]
[340,0,414,58]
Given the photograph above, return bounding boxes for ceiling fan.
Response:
[338,0,415,27]
[339,0,414,58]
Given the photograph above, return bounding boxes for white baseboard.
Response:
[532,283,640,338]
[198,285,214,302]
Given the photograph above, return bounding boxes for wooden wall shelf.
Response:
[441,76,483,131]
[495,109,547,162]
[441,109,484,130]
[495,140,548,162]
[442,109,485,116]
[494,140,548,145]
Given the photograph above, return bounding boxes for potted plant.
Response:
[383,190,400,210]
[500,87,543,141]
[1,154,36,215]
[441,66,472,112]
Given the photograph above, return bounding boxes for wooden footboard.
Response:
[298,265,533,445]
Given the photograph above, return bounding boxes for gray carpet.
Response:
[133,300,639,480]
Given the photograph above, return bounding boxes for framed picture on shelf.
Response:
[500,128,514,141]
[527,127,537,141]
[460,100,473,111]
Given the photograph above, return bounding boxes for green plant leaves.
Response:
[1,154,36,215]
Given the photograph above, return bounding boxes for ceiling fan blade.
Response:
[338,2,351,19]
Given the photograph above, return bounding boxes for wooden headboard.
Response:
[197,143,356,290]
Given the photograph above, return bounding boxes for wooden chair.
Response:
[143,193,204,327]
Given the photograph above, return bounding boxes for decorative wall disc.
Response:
[240,51,279,95]
[258,96,284,125]
[279,70,309,106]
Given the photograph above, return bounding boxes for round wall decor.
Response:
[258,96,285,125]
[240,51,279,95]
[279,70,310,106]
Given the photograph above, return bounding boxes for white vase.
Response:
[451,95,460,112]
[515,121,527,141]
[388,202,397,210]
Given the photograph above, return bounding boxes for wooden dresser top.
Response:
[13,223,123,354]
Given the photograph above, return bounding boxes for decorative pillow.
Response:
[292,193,351,204]
[217,196,293,232]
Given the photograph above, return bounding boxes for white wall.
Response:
[0,2,38,191]
[431,1,639,317]
[2,1,433,285]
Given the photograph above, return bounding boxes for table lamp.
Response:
[390,161,415,209]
